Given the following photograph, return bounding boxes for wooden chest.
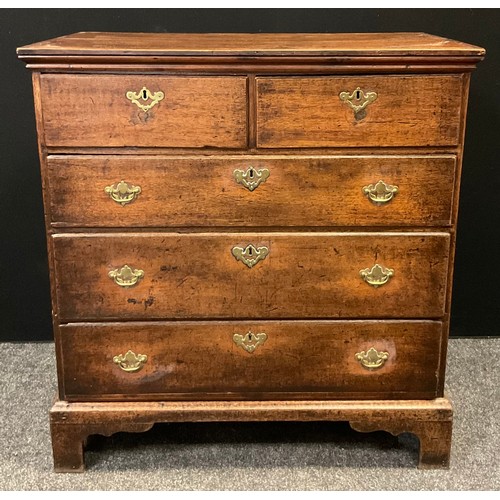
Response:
[17,32,484,471]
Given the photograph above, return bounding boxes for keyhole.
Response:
[356,90,361,99]
[248,333,253,341]
[248,247,253,256]
[142,89,148,100]
[249,168,254,178]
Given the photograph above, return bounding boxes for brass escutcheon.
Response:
[113,350,148,372]
[231,244,269,268]
[359,264,394,288]
[355,347,389,370]
[108,265,144,287]
[104,180,142,206]
[126,86,164,112]
[339,87,378,118]
[363,180,399,205]
[233,331,268,353]
[233,166,270,191]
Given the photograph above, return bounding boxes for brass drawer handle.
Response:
[233,331,268,353]
[233,166,270,191]
[231,244,269,268]
[104,180,141,206]
[339,87,377,119]
[363,180,398,205]
[126,86,164,112]
[108,265,144,287]
[360,264,394,288]
[113,350,148,372]
[355,347,389,370]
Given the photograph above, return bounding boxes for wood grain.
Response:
[18,31,482,471]
[18,32,485,57]
[257,76,463,148]
[52,232,450,321]
[49,396,453,471]
[349,418,452,469]
[23,62,483,75]
[59,320,442,400]
[46,155,456,228]
[50,420,153,472]
[40,74,247,148]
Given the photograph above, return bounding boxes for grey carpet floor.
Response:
[0,338,499,490]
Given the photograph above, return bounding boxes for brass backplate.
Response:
[363,180,399,205]
[126,86,164,112]
[359,264,394,288]
[104,180,141,206]
[233,166,270,191]
[233,331,268,353]
[108,265,144,287]
[231,244,269,268]
[113,350,148,372]
[355,347,389,370]
[339,87,378,119]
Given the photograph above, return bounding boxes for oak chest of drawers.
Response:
[18,32,485,471]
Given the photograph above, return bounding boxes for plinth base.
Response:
[50,397,453,472]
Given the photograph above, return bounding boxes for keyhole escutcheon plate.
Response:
[233,166,270,191]
[126,86,165,112]
[339,87,378,118]
[233,331,268,353]
[231,244,269,268]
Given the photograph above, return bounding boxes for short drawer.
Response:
[257,76,464,148]
[39,75,247,148]
[59,320,443,401]
[52,232,450,321]
[47,155,456,228]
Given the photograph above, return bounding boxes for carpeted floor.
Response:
[0,338,499,490]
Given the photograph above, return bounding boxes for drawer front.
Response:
[47,155,455,228]
[257,76,463,148]
[60,320,442,400]
[39,75,247,148]
[53,232,450,321]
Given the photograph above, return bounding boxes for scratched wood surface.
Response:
[257,76,463,148]
[18,32,485,56]
[39,74,248,148]
[47,155,456,228]
[59,320,442,400]
[49,396,453,471]
[18,32,484,471]
[52,232,450,321]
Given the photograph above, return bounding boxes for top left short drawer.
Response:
[39,75,248,148]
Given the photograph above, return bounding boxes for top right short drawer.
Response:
[256,76,464,148]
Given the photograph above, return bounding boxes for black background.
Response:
[1,9,498,341]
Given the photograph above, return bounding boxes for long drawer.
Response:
[257,75,464,147]
[47,155,456,228]
[52,232,450,321]
[59,320,443,401]
[39,74,248,148]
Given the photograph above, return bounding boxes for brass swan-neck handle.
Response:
[363,180,399,205]
[359,264,394,288]
[113,350,148,372]
[355,347,389,370]
[108,265,144,288]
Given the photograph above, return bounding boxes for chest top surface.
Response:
[17,31,485,59]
